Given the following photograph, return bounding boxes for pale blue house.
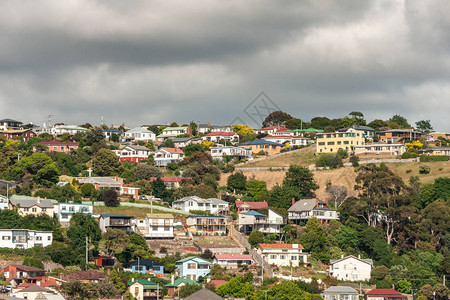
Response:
[123,259,164,275]
[175,256,212,281]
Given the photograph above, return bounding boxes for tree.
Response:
[283,165,318,199]
[227,172,247,194]
[326,185,347,208]
[12,152,59,186]
[215,276,254,299]
[389,115,410,128]
[262,111,292,127]
[310,117,332,130]
[415,120,433,133]
[183,144,206,157]
[300,218,329,261]
[128,233,150,258]
[231,124,254,137]
[81,183,96,198]
[66,213,102,261]
[179,284,202,297]
[103,189,120,207]
[92,148,123,176]
[368,119,390,130]
[100,228,129,255]
[433,177,450,200]
[160,138,175,148]
[245,180,268,200]
[86,126,105,145]
[285,118,304,130]
[151,177,170,200]
[133,164,162,180]
[248,231,264,248]
[349,111,364,120]
[22,257,44,269]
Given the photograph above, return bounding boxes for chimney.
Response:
[37,196,41,203]
[358,254,361,259]
[341,254,344,259]
[316,198,319,205]
[131,278,134,282]
[292,198,295,206]
[171,274,174,285]
[392,284,395,289]
[115,175,119,182]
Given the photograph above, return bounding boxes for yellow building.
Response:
[316,130,365,153]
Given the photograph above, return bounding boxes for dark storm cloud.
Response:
[0,0,449,130]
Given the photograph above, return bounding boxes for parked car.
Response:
[139,195,148,200]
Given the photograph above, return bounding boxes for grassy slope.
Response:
[239,147,316,168]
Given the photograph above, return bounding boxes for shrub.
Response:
[419,165,430,174]
[401,151,418,159]
[80,183,96,198]
[406,169,412,174]
[350,155,359,167]
[315,153,343,169]
[419,155,449,162]
[337,149,348,159]
[102,189,120,207]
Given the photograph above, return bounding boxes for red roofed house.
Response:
[202,131,239,144]
[365,289,408,300]
[235,200,268,213]
[209,280,227,289]
[113,145,154,163]
[0,129,36,142]
[61,269,107,283]
[34,141,79,153]
[257,244,309,267]
[149,177,192,189]
[212,254,254,267]
[0,264,45,283]
[254,126,286,136]
[154,147,185,167]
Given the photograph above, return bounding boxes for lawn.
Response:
[239,148,316,168]
[94,205,185,220]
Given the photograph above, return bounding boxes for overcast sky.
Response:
[0,0,449,130]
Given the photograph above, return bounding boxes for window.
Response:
[344,141,349,145]
[152,226,158,231]
[42,208,47,212]
[2,236,10,240]
[291,256,297,260]
[164,226,170,231]
[48,236,51,240]
[318,142,325,146]
[269,255,277,260]
[280,255,286,259]
[36,236,42,241]
[188,263,197,269]
[24,208,29,212]
[327,142,335,145]
[32,208,37,212]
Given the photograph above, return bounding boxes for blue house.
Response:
[123,259,164,276]
[175,256,212,281]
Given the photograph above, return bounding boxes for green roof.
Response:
[128,279,158,287]
[166,277,200,287]
[291,128,324,132]
[176,256,211,265]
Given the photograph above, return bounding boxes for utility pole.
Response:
[85,236,89,270]
[157,283,159,300]
[138,257,140,272]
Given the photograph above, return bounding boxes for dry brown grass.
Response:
[240,147,316,168]
[220,160,450,200]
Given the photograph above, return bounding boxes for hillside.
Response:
[220,160,450,200]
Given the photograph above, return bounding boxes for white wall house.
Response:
[114,145,154,163]
[353,144,406,156]
[238,209,285,234]
[0,195,8,210]
[154,147,185,166]
[263,135,310,146]
[329,255,373,282]
[212,254,254,267]
[257,244,309,267]
[50,125,87,136]
[210,146,252,160]
[137,213,174,238]
[54,203,93,226]
[288,199,339,224]
[124,127,156,142]
[202,131,239,143]
[172,196,229,214]
[0,229,53,249]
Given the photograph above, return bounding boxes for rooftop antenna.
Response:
[101,116,105,126]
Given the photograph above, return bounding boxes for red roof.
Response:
[38,141,79,146]
[149,177,192,183]
[183,246,200,253]
[366,289,405,297]
[214,254,253,260]
[160,147,184,153]
[205,131,237,136]
[255,126,284,131]
[235,200,268,210]
[258,243,304,249]
[209,280,227,289]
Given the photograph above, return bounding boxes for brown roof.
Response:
[63,270,107,281]
[5,264,45,272]
[259,243,304,249]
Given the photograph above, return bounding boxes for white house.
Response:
[321,286,359,300]
[99,214,135,234]
[263,135,310,146]
[172,196,229,214]
[257,243,309,267]
[202,131,239,143]
[137,213,174,239]
[124,127,156,142]
[288,198,339,224]
[54,203,93,226]
[11,285,65,300]
[329,255,373,282]
[114,145,154,163]
[212,254,254,267]
[210,146,252,160]
[238,209,285,235]
[0,229,53,249]
[198,124,232,135]
[0,195,9,210]
[353,144,406,156]
[50,125,87,136]
[157,126,191,142]
[154,147,185,166]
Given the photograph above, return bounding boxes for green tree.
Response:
[396,279,412,293]
[285,118,304,130]
[433,177,450,200]
[179,284,202,297]
[81,183,96,198]
[227,172,247,194]
[92,148,124,176]
[133,164,162,180]
[215,276,254,299]
[373,239,394,267]
[300,218,329,262]
[161,139,175,148]
[12,152,59,186]
[368,119,390,130]
[389,115,410,128]
[86,126,105,145]
[128,233,150,259]
[262,111,292,127]
[66,213,102,258]
[22,257,44,269]
[248,231,264,248]
[415,120,433,133]
[283,165,318,199]
[245,180,268,200]
[103,189,120,207]
[183,144,206,157]
[100,228,130,255]
[151,177,170,200]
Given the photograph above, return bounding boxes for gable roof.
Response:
[125,127,154,134]
[146,213,174,219]
[124,259,163,269]
[235,200,268,210]
[288,199,331,212]
[184,288,223,300]
[239,139,283,146]
[322,286,359,294]
[159,147,184,153]
[79,177,121,187]
[17,285,52,293]
[365,289,405,297]
[124,145,152,151]
[63,270,107,281]
[38,141,79,146]
[329,255,373,266]
[176,256,212,265]
[213,254,253,260]
[165,277,199,288]
[239,210,266,217]
[205,131,237,137]
[258,243,304,249]
[3,264,45,272]
[128,279,157,287]
[9,198,54,208]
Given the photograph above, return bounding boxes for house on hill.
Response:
[165,276,199,297]
[99,214,135,234]
[0,264,45,283]
[124,127,156,142]
[0,118,23,130]
[235,200,268,213]
[123,259,164,276]
[288,198,339,224]
[175,256,212,280]
[0,229,53,249]
[257,243,309,267]
[238,139,284,155]
[202,131,239,144]
[238,209,285,235]
[34,141,79,153]
[321,286,359,300]
[114,145,154,162]
[329,255,373,282]
[0,129,36,142]
[128,279,159,300]
[172,196,229,215]
[9,196,54,217]
[364,289,408,300]
[154,147,185,166]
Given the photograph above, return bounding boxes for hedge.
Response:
[419,155,449,162]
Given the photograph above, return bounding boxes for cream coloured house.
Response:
[329,255,373,282]
[257,243,309,267]
[316,129,365,154]
[9,196,54,217]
